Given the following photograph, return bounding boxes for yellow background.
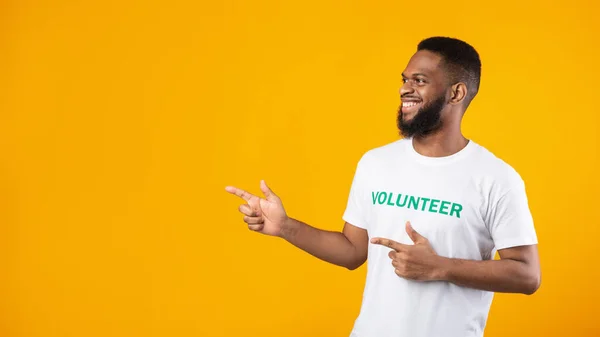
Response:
[1,0,598,336]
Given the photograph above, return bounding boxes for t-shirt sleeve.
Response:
[487,175,538,250]
[342,153,370,230]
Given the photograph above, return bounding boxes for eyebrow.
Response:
[402,72,429,78]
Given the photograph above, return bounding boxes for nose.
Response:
[399,80,415,96]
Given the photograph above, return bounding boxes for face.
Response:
[397,50,450,138]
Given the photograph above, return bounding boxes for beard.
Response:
[397,94,446,138]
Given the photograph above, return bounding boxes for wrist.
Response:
[433,256,452,281]
[278,216,295,240]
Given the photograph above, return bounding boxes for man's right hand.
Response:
[226,180,369,270]
[225,180,288,237]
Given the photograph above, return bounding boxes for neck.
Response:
[411,121,468,158]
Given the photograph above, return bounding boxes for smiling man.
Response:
[226,36,540,337]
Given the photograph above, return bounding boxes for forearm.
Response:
[438,257,540,295]
[279,217,362,270]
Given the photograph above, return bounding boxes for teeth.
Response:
[402,102,420,107]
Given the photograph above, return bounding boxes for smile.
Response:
[402,101,422,113]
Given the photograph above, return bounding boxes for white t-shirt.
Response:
[342,138,538,337]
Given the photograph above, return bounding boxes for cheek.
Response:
[421,89,446,107]
[417,89,434,104]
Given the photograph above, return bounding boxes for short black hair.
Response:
[417,36,481,104]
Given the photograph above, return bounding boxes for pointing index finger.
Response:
[225,186,255,201]
[370,237,408,252]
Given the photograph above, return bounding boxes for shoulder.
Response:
[347,139,407,179]
[469,141,526,194]
[357,138,408,166]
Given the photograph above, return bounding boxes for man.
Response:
[225,36,540,337]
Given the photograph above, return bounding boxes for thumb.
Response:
[260,180,278,201]
[406,221,426,244]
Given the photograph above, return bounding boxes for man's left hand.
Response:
[371,221,447,281]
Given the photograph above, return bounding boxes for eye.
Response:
[416,78,426,84]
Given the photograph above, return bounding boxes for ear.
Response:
[449,82,468,105]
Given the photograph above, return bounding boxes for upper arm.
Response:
[498,244,539,265]
[341,152,371,269]
[487,171,538,250]
[487,170,541,287]
[342,221,369,269]
[498,244,541,290]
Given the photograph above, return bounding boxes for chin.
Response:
[401,113,416,123]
